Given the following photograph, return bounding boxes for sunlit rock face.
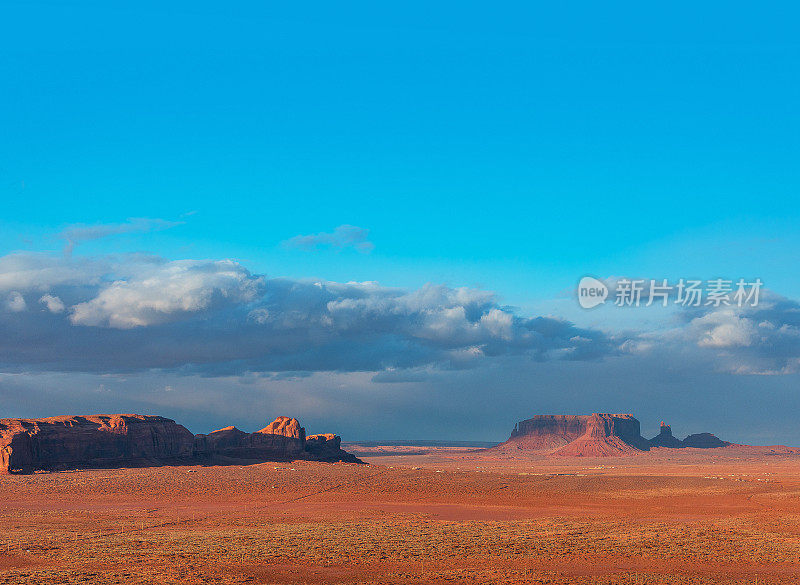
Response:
[2,414,362,474]
[493,413,650,457]
[0,414,194,473]
[193,416,306,461]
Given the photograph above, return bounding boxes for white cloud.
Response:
[694,310,758,348]
[40,294,66,313]
[59,217,182,254]
[0,252,107,291]
[7,250,800,381]
[657,295,800,375]
[480,308,514,341]
[283,224,374,253]
[5,291,26,312]
[0,252,618,374]
[69,259,263,328]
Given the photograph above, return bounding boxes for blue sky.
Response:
[2,2,800,442]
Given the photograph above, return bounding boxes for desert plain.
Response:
[3,444,800,584]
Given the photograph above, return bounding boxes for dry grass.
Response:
[2,455,800,584]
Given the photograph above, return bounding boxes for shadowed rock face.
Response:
[506,415,588,450]
[2,415,362,474]
[0,415,194,474]
[648,423,731,449]
[551,413,651,457]
[495,413,650,456]
[192,426,250,454]
[306,434,362,463]
[682,432,731,448]
[650,422,684,448]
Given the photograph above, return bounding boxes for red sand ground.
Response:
[3,445,800,584]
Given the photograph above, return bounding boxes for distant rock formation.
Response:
[2,414,362,474]
[306,434,361,462]
[649,422,684,448]
[493,413,739,457]
[682,432,731,448]
[648,423,732,449]
[493,413,650,457]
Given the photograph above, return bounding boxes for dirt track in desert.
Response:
[3,447,800,584]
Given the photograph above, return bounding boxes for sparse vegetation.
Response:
[2,455,800,584]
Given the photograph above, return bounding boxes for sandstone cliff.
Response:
[2,414,361,474]
[494,413,650,457]
[505,415,587,450]
[551,413,651,457]
[258,416,306,439]
[492,413,737,457]
[193,416,306,461]
[0,414,194,474]
[192,417,360,463]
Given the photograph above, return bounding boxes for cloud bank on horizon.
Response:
[2,250,799,379]
[0,251,614,375]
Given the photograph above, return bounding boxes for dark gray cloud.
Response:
[5,354,800,446]
[371,368,434,384]
[5,252,800,445]
[5,251,800,383]
[0,252,620,376]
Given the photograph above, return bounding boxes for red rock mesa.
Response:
[551,413,651,457]
[492,413,650,456]
[492,413,737,457]
[1,414,360,474]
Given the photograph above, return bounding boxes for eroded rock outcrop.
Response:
[648,423,732,449]
[193,416,307,461]
[258,416,306,439]
[193,416,361,464]
[649,422,684,448]
[306,433,362,463]
[0,414,194,474]
[2,414,362,474]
